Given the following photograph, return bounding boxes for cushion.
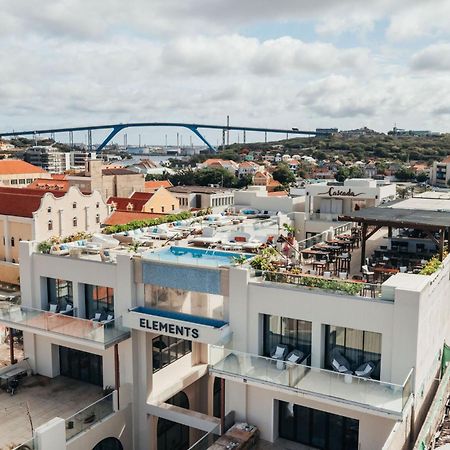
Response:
[273,346,285,359]
[235,236,246,242]
[331,359,341,371]
[60,244,68,250]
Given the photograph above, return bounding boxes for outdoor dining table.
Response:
[301,249,330,261]
[374,266,399,282]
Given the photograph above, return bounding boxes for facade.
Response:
[67,160,145,200]
[168,186,234,213]
[0,186,108,284]
[107,188,180,214]
[198,159,239,174]
[298,178,396,240]
[24,146,71,173]
[430,157,450,187]
[0,159,51,187]
[6,214,450,449]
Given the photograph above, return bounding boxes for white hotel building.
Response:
[0,203,449,450]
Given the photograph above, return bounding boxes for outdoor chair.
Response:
[355,361,375,378]
[362,265,375,282]
[338,272,348,280]
[48,304,58,313]
[285,349,305,365]
[399,266,407,273]
[329,348,352,374]
[91,312,102,322]
[270,344,289,370]
[61,304,73,315]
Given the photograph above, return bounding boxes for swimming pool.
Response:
[143,246,253,267]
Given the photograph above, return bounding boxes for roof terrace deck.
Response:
[0,375,103,449]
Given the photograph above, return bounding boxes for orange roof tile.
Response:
[130,192,154,201]
[144,180,172,189]
[0,187,65,217]
[103,211,166,226]
[268,191,288,196]
[28,178,69,191]
[107,196,148,211]
[0,159,47,175]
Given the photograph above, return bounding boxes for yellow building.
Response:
[0,159,51,187]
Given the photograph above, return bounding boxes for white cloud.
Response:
[411,44,450,72]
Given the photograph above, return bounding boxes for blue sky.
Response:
[0,0,449,145]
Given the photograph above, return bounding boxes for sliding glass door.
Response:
[324,325,381,380]
[263,315,311,360]
[279,401,359,450]
[59,346,103,386]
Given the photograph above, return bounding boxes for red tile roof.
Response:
[106,196,148,211]
[130,192,154,201]
[145,180,172,189]
[0,187,65,217]
[103,211,166,226]
[28,178,69,191]
[102,168,137,176]
[0,159,48,175]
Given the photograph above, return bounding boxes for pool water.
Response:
[143,246,252,267]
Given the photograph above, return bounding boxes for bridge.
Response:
[0,122,323,152]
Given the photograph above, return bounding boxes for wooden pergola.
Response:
[339,207,450,269]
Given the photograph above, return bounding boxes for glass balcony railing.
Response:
[13,439,35,450]
[209,347,413,417]
[187,432,219,450]
[65,392,115,441]
[0,304,130,348]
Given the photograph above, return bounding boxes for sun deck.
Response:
[0,375,103,449]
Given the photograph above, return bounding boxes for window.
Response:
[48,220,53,231]
[161,206,165,213]
[26,178,32,184]
[11,179,17,185]
[19,179,25,184]
[172,204,175,211]
[263,314,312,361]
[96,202,100,209]
[150,208,154,213]
[47,206,52,213]
[85,284,114,318]
[10,237,14,247]
[279,401,359,450]
[47,278,73,309]
[72,202,77,209]
[324,325,381,380]
[153,335,191,373]
[73,217,77,227]
[96,214,100,224]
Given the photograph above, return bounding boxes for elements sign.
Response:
[318,187,364,197]
[139,318,199,339]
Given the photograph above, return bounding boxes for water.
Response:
[143,246,252,267]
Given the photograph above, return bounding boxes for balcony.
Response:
[0,304,130,349]
[209,347,413,418]
[66,392,115,441]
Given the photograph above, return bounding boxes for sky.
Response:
[1,0,450,146]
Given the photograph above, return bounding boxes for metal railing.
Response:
[210,346,413,416]
[297,222,353,250]
[0,305,130,347]
[12,439,35,450]
[261,271,384,300]
[65,392,115,441]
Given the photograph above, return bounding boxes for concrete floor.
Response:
[0,375,103,449]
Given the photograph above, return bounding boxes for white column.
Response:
[84,206,89,231]
[311,321,323,368]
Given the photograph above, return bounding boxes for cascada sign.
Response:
[318,187,364,197]
[139,318,199,339]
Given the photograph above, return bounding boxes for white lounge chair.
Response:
[48,304,58,313]
[285,349,304,365]
[355,361,375,378]
[91,312,102,322]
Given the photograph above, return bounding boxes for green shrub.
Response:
[419,253,447,275]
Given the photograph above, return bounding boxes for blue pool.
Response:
[143,246,253,267]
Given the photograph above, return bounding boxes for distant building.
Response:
[24,146,71,173]
[107,188,179,215]
[389,127,437,137]
[237,161,263,178]
[316,128,338,136]
[0,186,108,284]
[0,159,51,187]
[252,171,283,192]
[144,180,173,192]
[198,159,239,174]
[66,160,145,200]
[430,156,450,187]
[168,185,234,212]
